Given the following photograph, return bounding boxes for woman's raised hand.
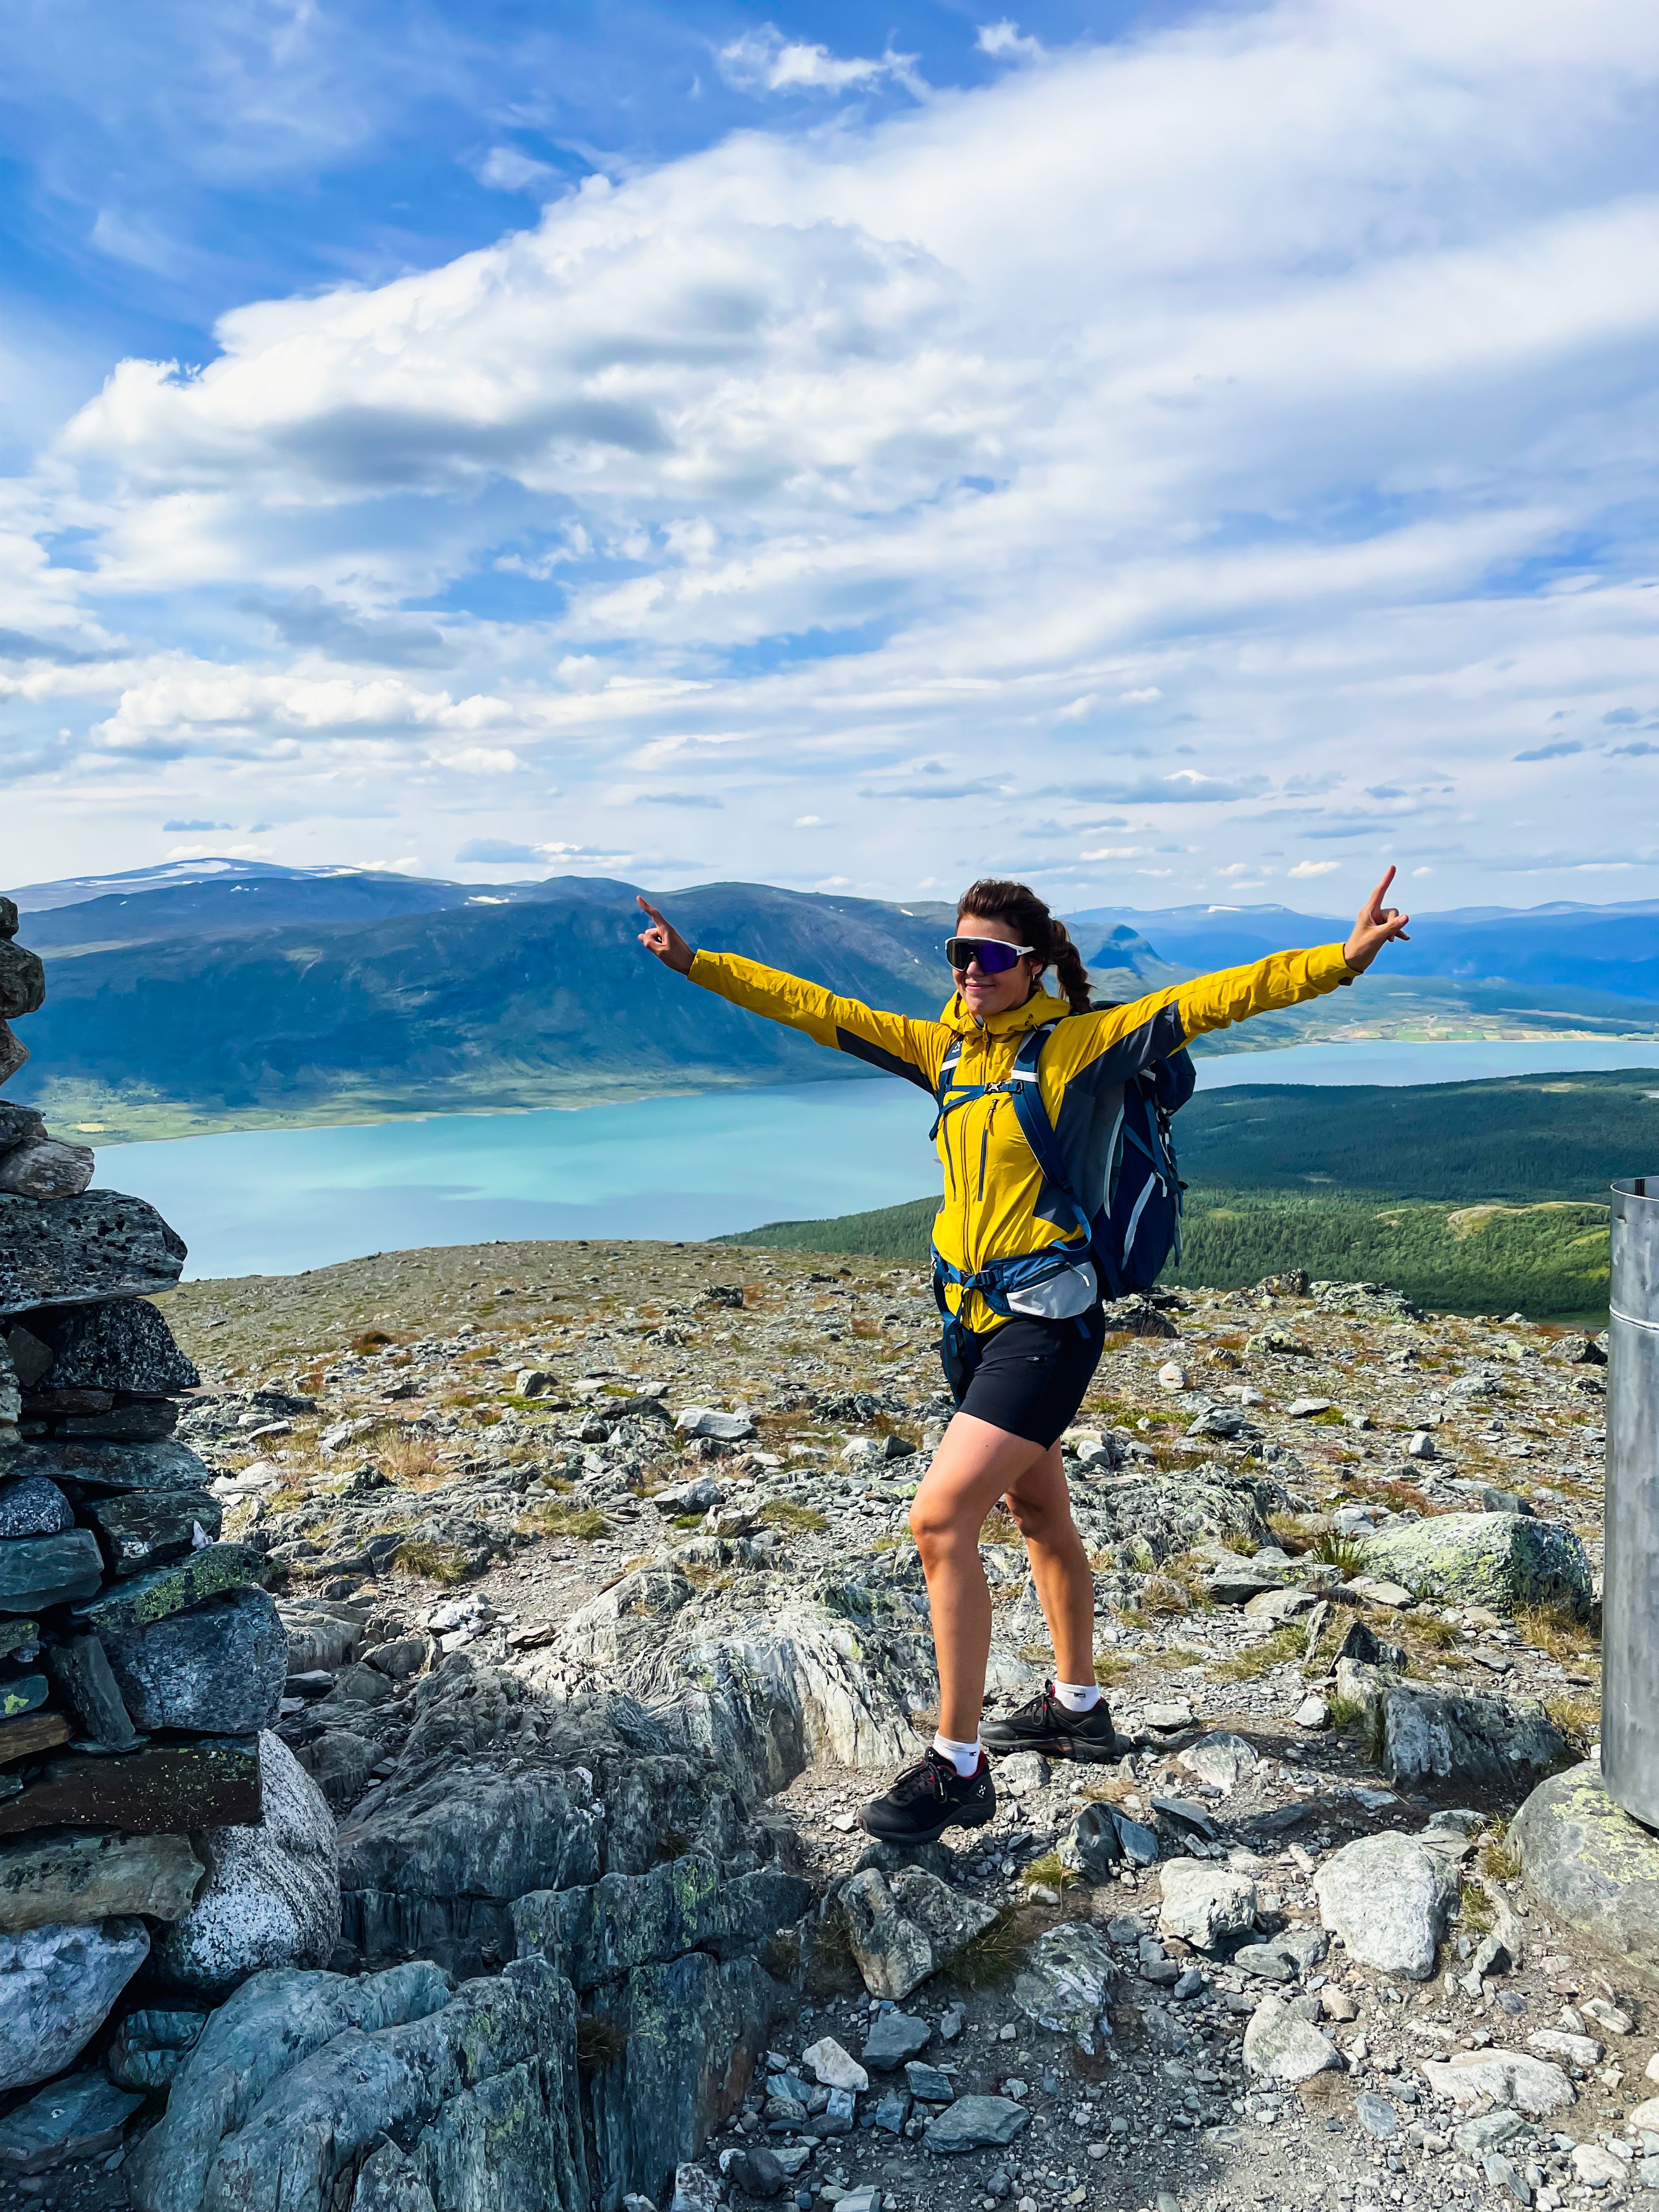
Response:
[1342,866,1411,974]
[636,895,695,975]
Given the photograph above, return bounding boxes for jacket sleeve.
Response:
[1047,943,1357,1087]
[686,949,950,1094]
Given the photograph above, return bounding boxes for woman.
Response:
[637,869,1409,1843]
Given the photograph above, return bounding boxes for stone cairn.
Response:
[0,893,331,2167]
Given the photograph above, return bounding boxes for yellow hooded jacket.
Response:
[688,941,1356,1334]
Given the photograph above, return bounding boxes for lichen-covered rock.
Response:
[1071,1467,1278,1574]
[0,1830,203,1932]
[80,1488,222,1575]
[1358,1513,1592,1617]
[0,1916,150,2090]
[586,1949,780,2211]
[511,1852,811,1990]
[99,1585,285,1735]
[1367,1680,1572,1789]
[1313,1831,1460,1979]
[73,1542,266,1632]
[1011,1922,1116,2051]
[151,1733,339,1995]
[1511,1760,1659,1988]
[131,1956,583,2212]
[0,1735,262,1841]
[0,1191,186,1317]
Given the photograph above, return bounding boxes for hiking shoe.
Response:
[981,1682,1118,1763]
[858,1748,996,1846]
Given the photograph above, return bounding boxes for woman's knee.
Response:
[909,1489,980,1559]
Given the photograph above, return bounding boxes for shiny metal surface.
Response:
[1605,1177,1659,1826]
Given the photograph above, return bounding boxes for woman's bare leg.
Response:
[1003,1442,1097,1687]
[909,1412,1091,1741]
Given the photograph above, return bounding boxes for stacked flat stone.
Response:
[0,893,316,2106]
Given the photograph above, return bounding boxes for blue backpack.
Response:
[932,1014,1194,1311]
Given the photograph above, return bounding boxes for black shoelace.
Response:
[885,1751,956,1802]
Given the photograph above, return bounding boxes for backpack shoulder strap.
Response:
[1003,1023,1090,1225]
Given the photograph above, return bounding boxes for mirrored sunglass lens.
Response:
[947,938,1019,973]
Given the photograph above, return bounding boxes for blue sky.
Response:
[4,0,1659,907]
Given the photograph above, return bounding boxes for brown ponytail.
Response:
[956,877,1092,1015]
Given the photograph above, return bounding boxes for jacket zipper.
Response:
[978,1103,993,1201]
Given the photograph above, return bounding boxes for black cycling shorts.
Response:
[944,1307,1107,1449]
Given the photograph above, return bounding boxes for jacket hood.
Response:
[939,983,1073,1039]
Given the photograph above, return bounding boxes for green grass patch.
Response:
[940,1908,1028,1989]
[394,1539,473,1586]
[524,1503,610,1540]
[760,1500,830,1535]
[1215,1626,1306,1681]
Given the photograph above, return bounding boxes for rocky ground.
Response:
[7,1235,1641,2212]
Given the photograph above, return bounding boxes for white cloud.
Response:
[977,22,1045,61]
[435,746,526,776]
[10,0,1659,896]
[473,147,557,195]
[717,26,922,97]
[1288,859,1341,878]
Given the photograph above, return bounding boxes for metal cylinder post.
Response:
[1605,1177,1659,1827]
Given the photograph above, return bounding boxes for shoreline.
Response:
[28,1026,1659,1148]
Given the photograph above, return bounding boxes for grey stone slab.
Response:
[923,2094,1030,2153]
[0,1828,203,1932]
[0,1735,262,1839]
[861,2006,931,2069]
[43,1634,140,1749]
[99,1584,285,1736]
[0,1141,95,1201]
[0,1191,186,1318]
[0,943,44,1022]
[7,1438,217,1494]
[80,1488,222,1576]
[72,1541,266,1631]
[0,1527,104,1612]
[18,1299,199,1396]
[0,2071,143,2173]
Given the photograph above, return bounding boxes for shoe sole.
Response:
[981,1734,1118,1763]
[856,1796,997,1847]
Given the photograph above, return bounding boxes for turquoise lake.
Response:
[99,1036,1659,1280]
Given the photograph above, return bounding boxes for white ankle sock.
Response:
[1053,1679,1103,1713]
[933,1731,982,1778]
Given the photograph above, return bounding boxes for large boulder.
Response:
[1313,1831,1460,1980]
[128,1957,584,2212]
[1073,1468,1277,1574]
[1420,2047,1576,2115]
[0,1916,150,2090]
[0,1830,203,1933]
[151,1732,340,1996]
[1511,1760,1659,1988]
[0,1192,186,1318]
[1358,1513,1592,1617]
[99,1586,286,1736]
